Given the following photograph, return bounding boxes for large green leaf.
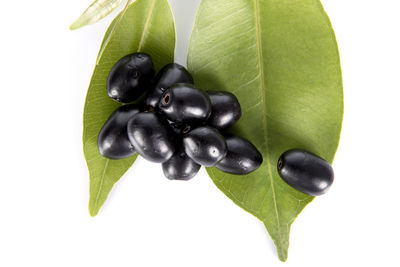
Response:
[188,0,343,261]
[83,0,175,217]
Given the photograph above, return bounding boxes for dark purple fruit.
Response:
[97,104,140,159]
[277,149,334,196]
[183,126,227,167]
[215,135,262,174]
[107,53,155,103]
[127,112,175,163]
[162,147,201,180]
[158,84,211,123]
[167,120,192,135]
[207,91,241,129]
[146,63,194,108]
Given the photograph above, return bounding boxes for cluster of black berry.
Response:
[98,53,263,180]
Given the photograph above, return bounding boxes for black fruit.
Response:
[158,83,211,123]
[207,91,242,129]
[277,149,334,196]
[162,147,201,180]
[183,126,227,167]
[107,53,155,103]
[97,104,140,159]
[127,112,175,163]
[146,63,194,108]
[167,120,192,135]
[216,135,262,174]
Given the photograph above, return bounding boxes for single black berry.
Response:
[277,149,334,196]
[162,147,201,180]
[107,53,155,103]
[215,135,262,174]
[97,104,140,159]
[207,91,242,129]
[127,112,175,163]
[146,63,194,108]
[158,83,211,123]
[183,126,227,167]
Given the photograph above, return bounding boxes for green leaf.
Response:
[70,0,124,30]
[188,0,343,261]
[83,0,175,217]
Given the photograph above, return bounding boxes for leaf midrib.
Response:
[92,159,110,213]
[253,0,284,256]
[137,0,156,51]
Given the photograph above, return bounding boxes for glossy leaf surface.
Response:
[83,0,175,216]
[188,0,343,261]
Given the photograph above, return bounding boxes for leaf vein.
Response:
[137,0,156,52]
[93,159,109,213]
[253,0,284,256]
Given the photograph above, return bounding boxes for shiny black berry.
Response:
[183,126,227,167]
[146,63,194,108]
[162,147,201,180]
[216,135,262,174]
[107,53,155,103]
[207,91,241,129]
[127,112,175,163]
[277,149,334,196]
[158,84,211,123]
[97,104,140,159]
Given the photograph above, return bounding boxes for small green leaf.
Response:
[83,0,175,217]
[70,0,125,30]
[188,0,343,261]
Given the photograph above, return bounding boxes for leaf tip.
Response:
[69,20,84,31]
[278,253,288,262]
[275,240,289,262]
[89,205,100,217]
[89,197,101,217]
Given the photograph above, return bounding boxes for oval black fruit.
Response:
[183,126,227,167]
[162,147,201,180]
[127,112,175,163]
[158,83,211,123]
[107,53,155,103]
[215,135,262,174]
[146,63,194,108]
[97,104,140,159]
[277,149,334,196]
[207,91,242,129]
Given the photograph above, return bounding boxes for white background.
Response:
[0,0,399,266]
